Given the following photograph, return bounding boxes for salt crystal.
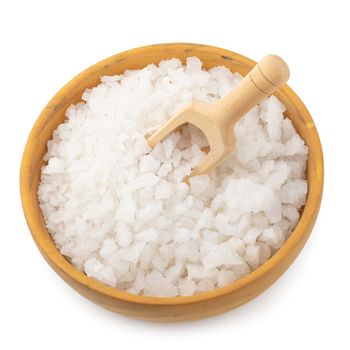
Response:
[282,204,300,227]
[256,242,271,264]
[150,142,165,162]
[134,138,151,156]
[285,134,308,156]
[172,163,192,181]
[115,197,136,223]
[197,208,214,229]
[197,280,215,292]
[137,201,162,220]
[139,243,156,270]
[164,261,184,281]
[280,180,307,207]
[174,228,191,243]
[224,178,275,214]
[163,132,181,159]
[116,222,132,247]
[282,118,295,142]
[128,173,158,190]
[132,270,145,293]
[121,242,145,263]
[186,264,218,280]
[157,161,172,178]
[144,271,178,297]
[189,175,210,196]
[243,227,261,245]
[84,258,116,287]
[245,245,260,268]
[151,255,168,272]
[139,154,160,173]
[236,213,251,236]
[175,182,189,198]
[217,270,237,287]
[186,56,203,73]
[43,158,64,174]
[260,226,284,249]
[214,213,235,234]
[136,228,159,242]
[227,237,246,255]
[99,238,118,257]
[202,242,243,270]
[171,148,182,167]
[158,243,174,261]
[175,240,199,263]
[155,182,172,199]
[178,278,197,296]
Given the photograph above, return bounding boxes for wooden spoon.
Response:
[147,55,290,176]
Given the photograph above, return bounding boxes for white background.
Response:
[1,0,348,349]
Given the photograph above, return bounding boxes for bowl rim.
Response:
[20,42,324,306]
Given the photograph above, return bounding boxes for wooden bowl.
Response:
[20,43,324,322]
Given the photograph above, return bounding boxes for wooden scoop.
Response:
[147,55,290,176]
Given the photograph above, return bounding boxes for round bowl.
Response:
[20,43,324,322]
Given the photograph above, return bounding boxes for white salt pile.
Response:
[38,57,308,297]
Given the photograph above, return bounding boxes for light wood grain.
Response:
[20,43,324,322]
[148,55,290,176]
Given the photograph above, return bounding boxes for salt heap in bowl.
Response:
[38,57,308,297]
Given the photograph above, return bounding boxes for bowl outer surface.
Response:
[20,43,324,322]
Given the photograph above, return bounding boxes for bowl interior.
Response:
[21,43,323,305]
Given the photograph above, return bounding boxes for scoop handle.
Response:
[214,55,290,126]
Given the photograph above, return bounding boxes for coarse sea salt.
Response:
[38,57,308,296]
